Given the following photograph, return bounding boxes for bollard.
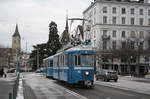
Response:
[13,83,16,99]
[9,92,12,99]
[12,73,20,99]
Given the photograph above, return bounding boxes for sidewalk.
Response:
[119,74,150,81]
[96,74,150,95]
[0,73,16,99]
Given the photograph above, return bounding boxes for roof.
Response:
[12,24,20,37]
[83,0,150,14]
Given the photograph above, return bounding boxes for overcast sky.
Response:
[0,0,92,52]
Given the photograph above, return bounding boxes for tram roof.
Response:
[43,56,54,61]
[67,45,93,51]
[53,45,93,57]
[44,45,93,59]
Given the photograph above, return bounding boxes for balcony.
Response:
[101,35,110,40]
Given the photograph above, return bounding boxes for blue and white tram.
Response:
[43,56,54,78]
[43,46,94,86]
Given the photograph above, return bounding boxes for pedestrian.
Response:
[0,69,2,77]
[3,72,6,78]
[0,68,4,77]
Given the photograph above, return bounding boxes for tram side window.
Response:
[60,56,61,66]
[75,55,78,65]
[82,55,93,66]
[65,55,67,66]
[69,55,72,66]
[73,55,81,66]
[60,55,64,66]
[78,55,80,65]
[63,55,64,66]
[49,60,51,67]
[50,60,53,67]
[53,57,58,67]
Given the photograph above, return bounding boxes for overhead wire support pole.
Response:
[68,17,88,35]
[37,48,39,70]
[25,41,27,72]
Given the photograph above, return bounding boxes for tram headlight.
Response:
[85,71,89,76]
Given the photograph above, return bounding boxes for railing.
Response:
[9,73,20,99]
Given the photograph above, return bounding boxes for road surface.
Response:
[23,73,150,99]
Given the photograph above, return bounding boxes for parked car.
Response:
[35,69,42,73]
[7,68,16,73]
[96,69,118,82]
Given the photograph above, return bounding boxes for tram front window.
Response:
[82,54,93,66]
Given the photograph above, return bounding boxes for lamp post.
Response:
[16,49,20,74]
[136,40,144,76]
[37,48,39,70]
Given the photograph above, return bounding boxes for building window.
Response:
[139,42,144,50]
[148,10,150,16]
[103,30,107,35]
[139,18,143,25]
[122,8,126,14]
[103,7,107,13]
[139,31,144,38]
[112,30,116,38]
[103,16,107,24]
[103,41,107,50]
[112,41,116,50]
[130,31,135,38]
[122,17,126,24]
[112,7,116,14]
[131,18,134,25]
[112,17,116,24]
[94,8,96,15]
[122,42,126,49]
[148,19,150,25]
[122,31,125,38]
[94,31,96,38]
[140,9,143,15]
[131,8,134,15]
[94,17,96,24]
[148,40,150,49]
[130,41,135,49]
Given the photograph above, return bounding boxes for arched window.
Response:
[130,31,135,38]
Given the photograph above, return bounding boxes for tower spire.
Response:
[13,24,20,38]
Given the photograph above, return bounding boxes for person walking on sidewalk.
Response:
[3,71,7,78]
[0,68,4,77]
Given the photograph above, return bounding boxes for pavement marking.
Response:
[109,89,136,97]
[66,89,88,99]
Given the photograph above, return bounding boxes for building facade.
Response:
[83,0,150,75]
[0,48,12,68]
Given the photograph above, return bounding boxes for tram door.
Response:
[69,54,73,81]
